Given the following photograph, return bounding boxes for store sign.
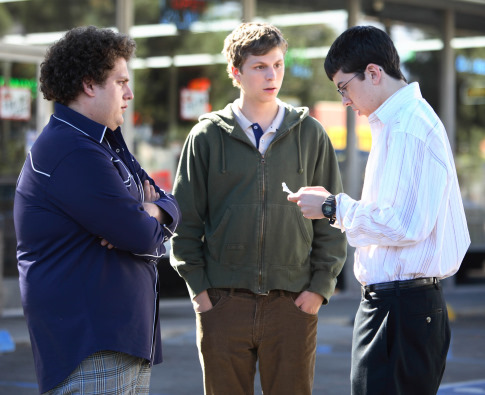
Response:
[312,101,372,152]
[0,87,31,121]
[456,55,485,76]
[460,81,485,105]
[160,0,207,30]
[180,88,209,121]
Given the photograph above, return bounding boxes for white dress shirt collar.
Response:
[370,82,421,126]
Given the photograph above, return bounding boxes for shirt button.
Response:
[426,317,431,323]
[116,149,120,153]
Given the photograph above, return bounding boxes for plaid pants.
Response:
[44,351,151,395]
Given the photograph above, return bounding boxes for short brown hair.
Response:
[40,26,136,105]
[222,22,288,87]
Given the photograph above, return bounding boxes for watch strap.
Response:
[321,195,336,225]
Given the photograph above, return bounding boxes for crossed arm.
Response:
[100,180,170,249]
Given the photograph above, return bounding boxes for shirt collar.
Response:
[370,82,422,125]
[53,102,111,144]
[231,98,285,132]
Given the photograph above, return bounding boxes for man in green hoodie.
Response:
[170,22,347,395]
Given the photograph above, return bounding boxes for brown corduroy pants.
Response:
[196,288,318,395]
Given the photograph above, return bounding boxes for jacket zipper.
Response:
[258,155,266,293]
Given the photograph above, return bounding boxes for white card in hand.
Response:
[281,182,293,194]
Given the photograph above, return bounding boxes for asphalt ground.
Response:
[1,284,485,395]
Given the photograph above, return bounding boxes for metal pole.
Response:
[117,0,135,151]
[345,0,361,200]
[440,9,456,154]
[0,215,4,315]
[242,0,256,21]
[1,62,12,164]
[36,61,53,136]
[342,0,362,295]
[168,63,178,142]
[440,9,457,290]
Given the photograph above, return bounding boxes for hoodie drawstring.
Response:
[297,122,303,174]
[219,128,227,174]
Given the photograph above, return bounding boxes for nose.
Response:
[342,95,351,106]
[266,67,276,80]
[124,84,134,100]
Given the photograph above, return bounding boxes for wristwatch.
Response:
[321,195,336,225]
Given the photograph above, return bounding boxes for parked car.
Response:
[458,199,485,283]
[157,241,188,298]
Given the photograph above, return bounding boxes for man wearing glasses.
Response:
[288,26,470,395]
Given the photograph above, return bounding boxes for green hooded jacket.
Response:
[170,101,347,302]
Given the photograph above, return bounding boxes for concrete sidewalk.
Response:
[1,284,484,395]
[1,283,485,348]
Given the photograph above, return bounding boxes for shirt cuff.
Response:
[334,192,353,231]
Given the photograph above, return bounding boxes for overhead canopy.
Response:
[359,0,485,35]
[260,0,485,36]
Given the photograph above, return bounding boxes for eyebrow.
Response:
[249,56,284,64]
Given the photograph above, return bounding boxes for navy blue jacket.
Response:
[14,103,181,393]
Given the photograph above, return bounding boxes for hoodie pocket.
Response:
[205,204,260,266]
[264,204,313,267]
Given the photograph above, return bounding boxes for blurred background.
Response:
[0,0,485,308]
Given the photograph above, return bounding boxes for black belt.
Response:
[218,288,299,297]
[363,277,438,293]
[219,288,255,295]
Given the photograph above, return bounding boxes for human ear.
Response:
[231,66,241,82]
[82,79,96,97]
[367,64,382,84]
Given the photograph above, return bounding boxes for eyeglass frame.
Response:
[337,73,360,97]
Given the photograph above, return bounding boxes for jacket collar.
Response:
[200,100,308,135]
[53,102,113,144]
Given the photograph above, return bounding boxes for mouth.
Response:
[264,87,277,93]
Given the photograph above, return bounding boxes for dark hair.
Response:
[222,22,288,87]
[324,25,406,83]
[40,26,136,105]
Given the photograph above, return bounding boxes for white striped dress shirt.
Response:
[335,82,470,286]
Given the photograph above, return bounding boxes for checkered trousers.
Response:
[44,350,151,394]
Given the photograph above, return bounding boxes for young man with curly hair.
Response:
[14,26,181,394]
[170,22,347,395]
[288,25,470,394]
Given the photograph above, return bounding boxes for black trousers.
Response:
[351,281,450,395]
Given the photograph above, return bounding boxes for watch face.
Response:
[322,204,333,215]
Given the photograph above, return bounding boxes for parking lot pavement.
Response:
[1,285,484,395]
[439,379,485,394]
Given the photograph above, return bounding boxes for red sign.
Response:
[151,170,173,193]
[0,87,31,121]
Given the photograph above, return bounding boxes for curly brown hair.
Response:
[222,22,288,88]
[40,26,136,105]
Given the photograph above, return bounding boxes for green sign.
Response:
[0,76,37,98]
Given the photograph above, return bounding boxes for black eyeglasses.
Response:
[337,73,359,97]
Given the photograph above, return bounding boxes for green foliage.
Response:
[1,1,342,147]
[0,5,12,36]
[279,24,340,104]
[134,0,163,24]
[4,0,115,33]
[133,22,340,143]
